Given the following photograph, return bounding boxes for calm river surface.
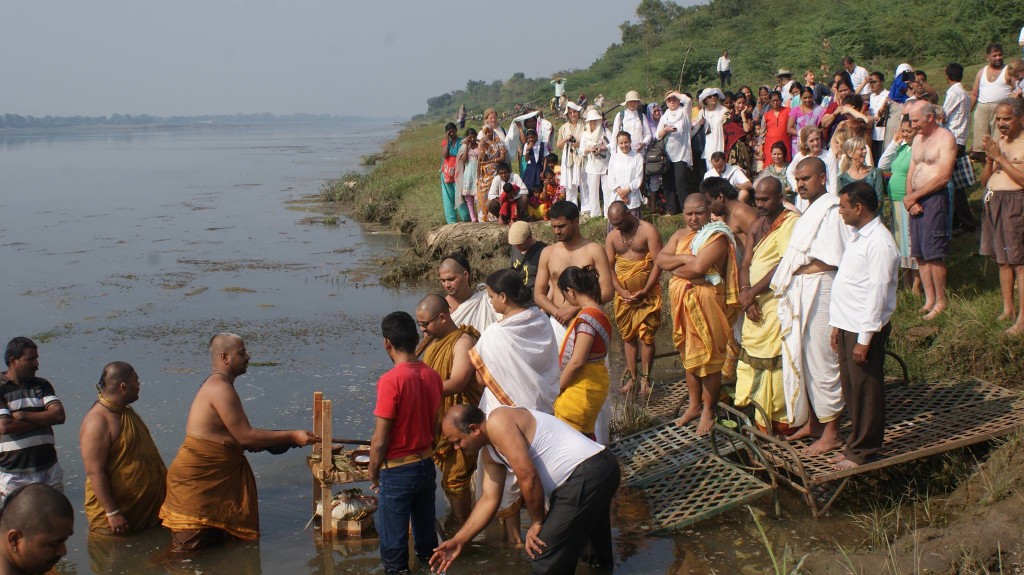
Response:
[0,123,858,574]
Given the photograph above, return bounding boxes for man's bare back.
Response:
[724,199,758,247]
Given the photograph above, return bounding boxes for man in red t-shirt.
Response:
[369,311,443,575]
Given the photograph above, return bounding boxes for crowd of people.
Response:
[3,44,1024,575]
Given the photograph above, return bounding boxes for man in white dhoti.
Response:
[439,254,498,334]
[770,157,850,454]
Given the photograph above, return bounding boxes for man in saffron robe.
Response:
[439,253,498,334]
[735,178,799,433]
[80,361,166,536]
[605,201,663,395]
[159,333,318,552]
[656,193,740,435]
[415,294,482,528]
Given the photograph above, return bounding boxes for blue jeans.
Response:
[376,458,437,573]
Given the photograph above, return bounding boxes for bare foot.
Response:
[1006,323,1024,336]
[785,425,817,442]
[922,304,946,321]
[696,410,715,435]
[638,375,651,397]
[997,311,1015,321]
[677,405,702,426]
[620,372,637,394]
[918,303,933,315]
[827,453,846,464]
[802,436,844,455]
[832,458,859,471]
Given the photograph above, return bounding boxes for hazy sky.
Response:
[1,1,695,118]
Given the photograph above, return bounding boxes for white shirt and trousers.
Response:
[829,216,899,465]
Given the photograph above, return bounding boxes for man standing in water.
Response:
[534,200,614,328]
[605,201,663,395]
[439,253,498,334]
[80,361,166,536]
[160,333,318,552]
[0,337,65,500]
[415,294,482,528]
[905,101,956,320]
[369,312,443,575]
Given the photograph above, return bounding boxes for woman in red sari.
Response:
[554,265,611,439]
[761,90,790,166]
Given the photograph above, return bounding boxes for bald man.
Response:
[415,294,482,527]
[605,201,663,395]
[0,483,74,575]
[772,158,850,453]
[159,333,318,553]
[80,362,166,536]
[438,253,498,334]
[656,193,740,435]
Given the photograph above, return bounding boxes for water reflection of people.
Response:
[159,333,318,552]
[80,361,166,536]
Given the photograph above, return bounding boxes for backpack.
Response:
[644,137,670,176]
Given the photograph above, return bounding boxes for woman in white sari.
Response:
[468,268,560,544]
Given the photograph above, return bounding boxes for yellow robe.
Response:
[85,396,167,535]
[159,434,259,540]
[613,254,663,345]
[735,211,799,429]
[420,327,482,495]
[670,230,740,377]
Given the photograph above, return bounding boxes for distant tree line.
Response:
[419,0,1020,121]
[0,112,362,130]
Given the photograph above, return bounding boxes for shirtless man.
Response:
[535,200,614,327]
[702,176,758,248]
[980,99,1024,335]
[657,194,738,435]
[159,333,318,552]
[905,101,957,320]
[438,253,497,334]
[605,201,664,394]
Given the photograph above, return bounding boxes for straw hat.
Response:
[776,68,792,77]
[620,90,642,106]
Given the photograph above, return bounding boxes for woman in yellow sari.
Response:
[554,266,612,439]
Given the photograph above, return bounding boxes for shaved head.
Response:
[796,156,826,176]
[208,332,242,358]
[754,176,783,197]
[606,201,628,219]
[439,255,469,275]
[417,293,449,316]
[684,193,710,209]
[98,361,135,392]
[1,484,73,536]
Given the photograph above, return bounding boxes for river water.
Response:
[0,123,860,574]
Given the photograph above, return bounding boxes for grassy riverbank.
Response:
[324,119,1022,386]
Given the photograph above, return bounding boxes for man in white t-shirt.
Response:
[717,50,732,88]
[704,152,753,199]
[431,405,619,574]
[844,56,870,95]
[866,71,889,163]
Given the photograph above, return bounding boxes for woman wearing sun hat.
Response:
[694,87,728,170]
[612,90,652,153]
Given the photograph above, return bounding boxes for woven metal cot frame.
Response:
[749,379,1024,518]
[611,404,779,532]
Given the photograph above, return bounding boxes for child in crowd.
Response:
[521,129,547,191]
[530,168,564,220]
[489,182,522,224]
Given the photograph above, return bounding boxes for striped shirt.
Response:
[0,377,60,473]
[942,83,970,147]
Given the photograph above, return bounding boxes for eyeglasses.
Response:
[417,313,443,329]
